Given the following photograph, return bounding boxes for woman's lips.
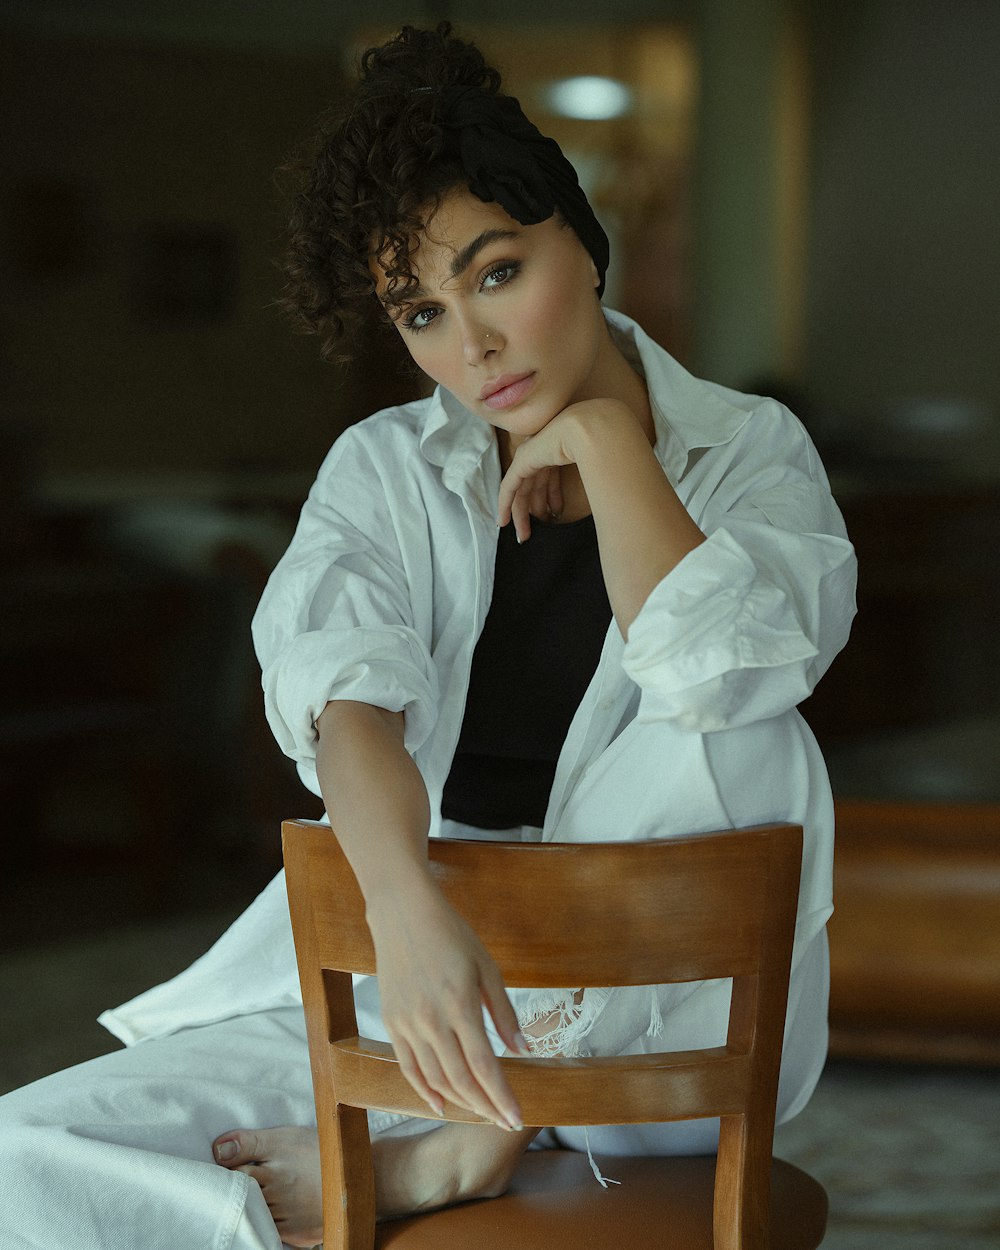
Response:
[480,372,536,410]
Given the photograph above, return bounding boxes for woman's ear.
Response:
[590,259,600,289]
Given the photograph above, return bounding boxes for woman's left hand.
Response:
[497,401,629,542]
[498,397,705,631]
[497,418,573,543]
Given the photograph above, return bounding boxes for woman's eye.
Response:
[404,306,440,333]
[482,262,519,290]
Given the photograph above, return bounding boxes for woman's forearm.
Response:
[314,699,438,917]
[572,405,705,637]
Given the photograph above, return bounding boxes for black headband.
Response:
[433,87,609,298]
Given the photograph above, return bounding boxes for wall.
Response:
[803,0,1000,451]
[0,31,413,482]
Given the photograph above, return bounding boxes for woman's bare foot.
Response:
[211,1000,569,1235]
[213,1119,538,1235]
[373,1120,539,1221]
[214,1127,323,1248]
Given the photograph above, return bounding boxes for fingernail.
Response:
[215,1140,237,1161]
[514,1031,532,1056]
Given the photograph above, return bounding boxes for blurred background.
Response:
[1,1,998,1245]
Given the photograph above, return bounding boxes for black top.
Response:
[441,512,612,829]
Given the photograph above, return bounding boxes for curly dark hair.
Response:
[278,23,502,363]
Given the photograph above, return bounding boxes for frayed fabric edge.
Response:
[516,985,613,1057]
[517,985,625,1189]
[516,982,670,1191]
[583,1126,622,1188]
[516,984,666,1055]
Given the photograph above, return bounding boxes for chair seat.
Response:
[376,1150,828,1249]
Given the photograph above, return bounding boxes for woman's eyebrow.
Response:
[447,227,521,281]
[379,227,521,310]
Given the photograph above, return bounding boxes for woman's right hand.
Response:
[365,874,528,1131]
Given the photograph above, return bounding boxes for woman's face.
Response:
[372,186,610,445]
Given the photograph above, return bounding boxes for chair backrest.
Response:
[282,820,803,1250]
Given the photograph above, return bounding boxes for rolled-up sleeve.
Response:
[252,432,439,766]
[622,411,857,731]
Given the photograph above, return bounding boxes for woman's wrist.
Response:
[364,857,443,929]
[566,397,649,469]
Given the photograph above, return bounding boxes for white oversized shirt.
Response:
[102,310,856,1118]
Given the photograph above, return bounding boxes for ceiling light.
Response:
[543,76,633,121]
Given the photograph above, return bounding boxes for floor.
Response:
[1,861,998,1249]
[772,1063,999,1249]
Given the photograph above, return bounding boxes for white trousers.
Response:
[0,1000,733,1250]
[0,1008,311,1250]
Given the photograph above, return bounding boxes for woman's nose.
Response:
[460,317,500,364]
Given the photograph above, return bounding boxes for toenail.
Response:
[215,1140,238,1161]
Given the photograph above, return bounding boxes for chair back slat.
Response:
[330,1039,751,1126]
[291,824,797,987]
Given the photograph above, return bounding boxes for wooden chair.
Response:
[281,819,828,1250]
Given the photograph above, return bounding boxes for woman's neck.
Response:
[592,331,655,446]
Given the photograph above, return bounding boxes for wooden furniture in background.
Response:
[800,476,1000,1065]
[829,798,1000,1066]
[282,819,827,1250]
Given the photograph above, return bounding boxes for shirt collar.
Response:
[420,385,500,507]
[602,308,753,481]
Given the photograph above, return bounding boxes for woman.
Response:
[0,23,855,1250]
